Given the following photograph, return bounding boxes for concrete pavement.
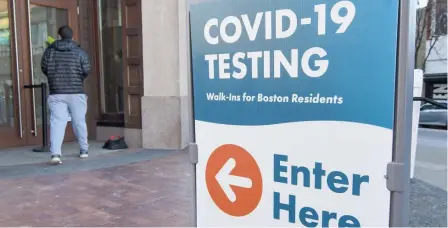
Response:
[410,179,447,227]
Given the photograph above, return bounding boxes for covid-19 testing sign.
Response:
[190,0,406,227]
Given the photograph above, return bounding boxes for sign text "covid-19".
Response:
[202,1,356,80]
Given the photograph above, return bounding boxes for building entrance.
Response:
[0,0,79,149]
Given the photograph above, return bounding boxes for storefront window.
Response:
[29,5,69,126]
[98,0,123,114]
[0,0,13,128]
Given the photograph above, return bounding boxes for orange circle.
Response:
[206,144,263,217]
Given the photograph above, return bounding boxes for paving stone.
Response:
[0,152,194,227]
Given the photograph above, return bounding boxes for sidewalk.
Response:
[0,151,194,227]
[0,147,445,226]
[0,141,130,167]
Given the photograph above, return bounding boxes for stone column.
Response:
[141,0,191,149]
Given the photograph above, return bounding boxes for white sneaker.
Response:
[80,151,88,159]
[50,155,62,165]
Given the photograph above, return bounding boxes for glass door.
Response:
[25,0,79,146]
[0,0,26,149]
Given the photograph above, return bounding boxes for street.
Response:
[410,128,447,227]
[415,128,447,190]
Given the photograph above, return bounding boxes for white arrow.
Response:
[215,158,253,202]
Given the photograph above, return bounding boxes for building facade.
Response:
[424,0,447,99]
[0,0,193,150]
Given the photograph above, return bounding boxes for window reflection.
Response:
[0,0,14,128]
[29,5,68,126]
[98,0,124,114]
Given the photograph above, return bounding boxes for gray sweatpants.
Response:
[48,94,89,156]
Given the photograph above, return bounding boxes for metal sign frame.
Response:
[388,0,415,226]
[187,0,416,226]
[187,9,199,228]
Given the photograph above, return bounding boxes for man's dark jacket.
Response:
[41,39,91,95]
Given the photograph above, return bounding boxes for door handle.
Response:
[26,0,37,136]
[12,0,22,138]
[23,83,49,151]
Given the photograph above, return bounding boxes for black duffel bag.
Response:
[103,136,129,150]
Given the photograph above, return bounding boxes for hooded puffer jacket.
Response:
[41,39,91,94]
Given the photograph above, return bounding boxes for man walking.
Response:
[41,25,91,165]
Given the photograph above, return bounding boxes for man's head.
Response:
[58,25,73,40]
